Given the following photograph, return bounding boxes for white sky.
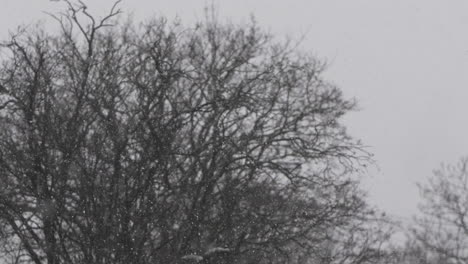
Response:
[1,0,468,221]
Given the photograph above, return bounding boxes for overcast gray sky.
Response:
[2,0,468,221]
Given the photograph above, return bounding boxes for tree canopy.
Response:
[0,1,390,264]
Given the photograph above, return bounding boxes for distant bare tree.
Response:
[403,157,468,264]
[0,1,388,263]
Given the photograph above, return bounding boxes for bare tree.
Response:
[0,1,388,263]
[402,157,468,264]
